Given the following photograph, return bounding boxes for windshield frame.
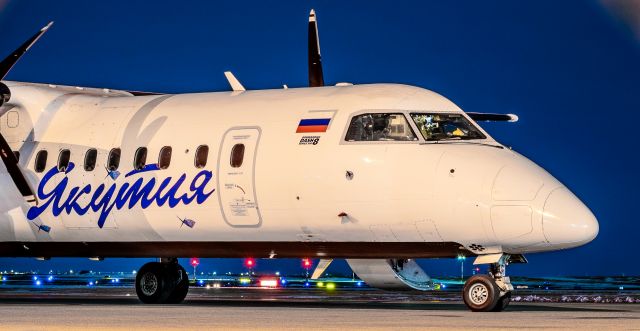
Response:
[341,110,422,144]
[410,112,487,142]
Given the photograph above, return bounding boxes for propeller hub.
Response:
[0,82,10,106]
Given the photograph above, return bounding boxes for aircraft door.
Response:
[217,127,262,227]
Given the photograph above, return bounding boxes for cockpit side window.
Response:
[345,113,417,142]
[410,113,486,141]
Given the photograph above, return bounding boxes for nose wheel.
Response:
[462,258,513,312]
[135,260,189,304]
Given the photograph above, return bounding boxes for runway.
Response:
[0,288,638,330]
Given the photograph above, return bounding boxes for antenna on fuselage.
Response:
[308,9,324,87]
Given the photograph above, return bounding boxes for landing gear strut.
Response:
[136,259,189,304]
[462,257,513,312]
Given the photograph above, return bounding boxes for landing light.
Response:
[260,279,278,287]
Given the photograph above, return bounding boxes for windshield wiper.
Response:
[420,140,504,149]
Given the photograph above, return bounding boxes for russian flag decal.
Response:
[296,118,331,133]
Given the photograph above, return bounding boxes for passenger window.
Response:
[195,145,209,169]
[345,113,417,142]
[84,149,97,172]
[35,150,48,173]
[58,149,71,172]
[134,147,148,170]
[108,148,121,171]
[230,144,245,168]
[158,146,172,170]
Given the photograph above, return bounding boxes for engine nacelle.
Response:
[346,259,433,291]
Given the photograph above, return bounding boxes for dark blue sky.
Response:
[0,1,638,276]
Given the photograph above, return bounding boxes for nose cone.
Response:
[543,187,599,247]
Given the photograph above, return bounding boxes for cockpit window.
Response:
[410,113,486,141]
[345,113,417,142]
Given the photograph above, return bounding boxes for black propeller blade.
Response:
[0,21,53,205]
[308,9,324,87]
[0,134,36,204]
[0,21,53,80]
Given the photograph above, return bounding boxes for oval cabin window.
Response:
[108,148,121,171]
[58,149,71,172]
[84,149,97,172]
[35,150,48,173]
[195,145,209,169]
[158,146,172,170]
[230,144,245,168]
[134,147,148,170]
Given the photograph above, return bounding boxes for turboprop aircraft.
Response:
[0,10,598,311]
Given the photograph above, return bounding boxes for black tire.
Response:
[492,291,511,312]
[462,275,501,312]
[135,262,174,304]
[166,264,189,304]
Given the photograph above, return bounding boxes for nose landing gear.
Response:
[462,254,515,312]
[136,259,189,304]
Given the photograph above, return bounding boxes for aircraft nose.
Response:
[542,187,599,247]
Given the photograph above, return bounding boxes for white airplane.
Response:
[0,10,598,311]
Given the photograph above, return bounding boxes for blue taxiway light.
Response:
[35,280,41,286]
[47,276,54,282]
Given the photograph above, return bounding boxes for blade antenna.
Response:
[308,9,324,87]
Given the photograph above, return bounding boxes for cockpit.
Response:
[344,112,486,142]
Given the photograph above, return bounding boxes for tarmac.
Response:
[0,287,638,330]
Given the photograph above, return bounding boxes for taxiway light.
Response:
[35,280,41,286]
[356,281,363,286]
[47,276,53,282]
[326,283,336,290]
[239,277,251,284]
[317,282,324,287]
